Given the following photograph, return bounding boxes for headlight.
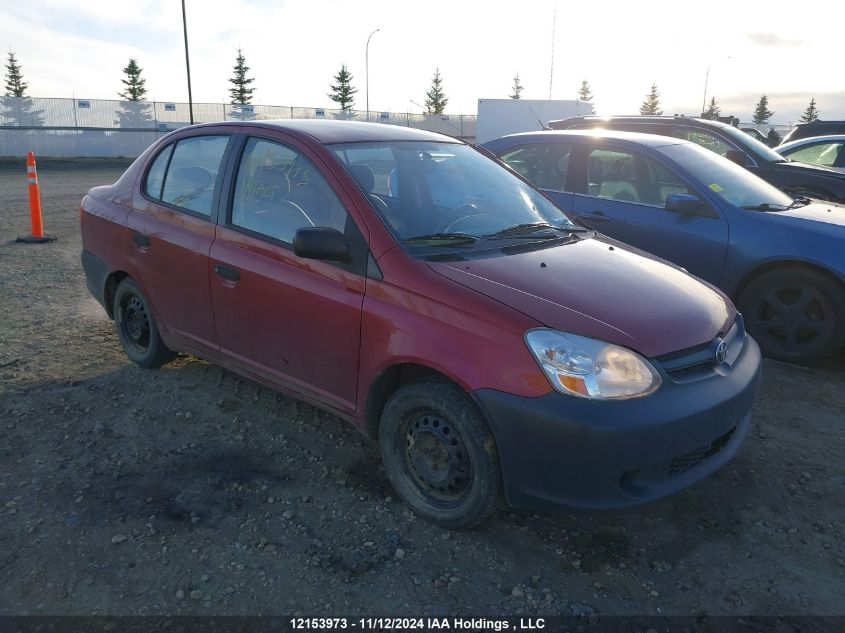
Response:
[525,329,661,399]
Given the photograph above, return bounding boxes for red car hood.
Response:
[427,236,734,358]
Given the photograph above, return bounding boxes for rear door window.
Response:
[671,129,733,156]
[159,135,230,216]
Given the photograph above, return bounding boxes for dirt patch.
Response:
[0,164,843,616]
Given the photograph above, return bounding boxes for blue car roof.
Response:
[487,129,692,149]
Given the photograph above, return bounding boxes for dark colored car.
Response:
[484,129,845,364]
[781,120,845,144]
[548,115,845,203]
[741,127,767,143]
[81,120,761,528]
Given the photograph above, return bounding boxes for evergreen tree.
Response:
[510,73,523,99]
[4,51,28,97]
[228,48,255,105]
[424,68,448,115]
[118,58,147,101]
[1,51,44,126]
[578,79,593,102]
[703,96,721,120]
[752,95,774,125]
[800,98,820,123]
[327,64,357,112]
[639,83,662,115]
[578,79,595,114]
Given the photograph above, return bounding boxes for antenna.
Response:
[549,5,556,100]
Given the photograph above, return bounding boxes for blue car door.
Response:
[569,144,730,284]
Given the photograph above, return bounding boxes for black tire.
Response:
[738,268,845,364]
[378,379,504,530]
[113,278,176,369]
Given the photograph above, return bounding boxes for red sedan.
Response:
[81,120,761,528]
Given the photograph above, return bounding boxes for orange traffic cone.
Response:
[16,152,56,243]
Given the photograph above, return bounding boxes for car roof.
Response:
[548,115,737,132]
[182,119,460,144]
[490,128,692,148]
[777,135,845,151]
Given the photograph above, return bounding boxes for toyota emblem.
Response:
[715,340,729,364]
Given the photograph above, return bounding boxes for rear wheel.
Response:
[113,278,176,369]
[738,268,845,364]
[379,379,503,530]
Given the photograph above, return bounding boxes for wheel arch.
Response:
[732,259,845,304]
[363,362,467,440]
[103,270,131,318]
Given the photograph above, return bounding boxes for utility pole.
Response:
[182,0,194,124]
[549,6,556,100]
[366,28,380,123]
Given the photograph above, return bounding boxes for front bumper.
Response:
[473,332,762,512]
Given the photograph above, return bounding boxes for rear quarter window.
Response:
[143,144,173,200]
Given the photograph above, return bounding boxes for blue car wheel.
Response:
[738,268,845,364]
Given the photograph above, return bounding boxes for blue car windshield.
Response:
[661,143,795,209]
[330,141,576,242]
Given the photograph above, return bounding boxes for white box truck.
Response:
[475,99,595,143]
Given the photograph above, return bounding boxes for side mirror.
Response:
[725,149,752,167]
[665,193,704,214]
[293,227,349,262]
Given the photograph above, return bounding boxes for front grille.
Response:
[668,427,736,477]
[655,341,710,364]
[655,316,744,379]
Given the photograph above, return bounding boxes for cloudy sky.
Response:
[2,0,843,123]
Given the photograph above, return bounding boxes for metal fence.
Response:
[0,96,477,158]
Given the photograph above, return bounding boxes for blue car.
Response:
[483,130,845,364]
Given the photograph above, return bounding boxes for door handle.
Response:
[132,231,151,248]
[213,264,241,282]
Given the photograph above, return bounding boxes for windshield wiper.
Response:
[741,197,812,211]
[484,222,580,239]
[786,196,812,209]
[403,232,477,245]
[740,202,787,211]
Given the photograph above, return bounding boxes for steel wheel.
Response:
[379,379,503,529]
[118,293,151,354]
[401,410,472,507]
[113,278,176,369]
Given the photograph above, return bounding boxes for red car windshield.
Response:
[331,141,575,242]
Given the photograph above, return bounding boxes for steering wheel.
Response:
[443,204,489,234]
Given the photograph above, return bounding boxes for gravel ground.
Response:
[0,161,843,617]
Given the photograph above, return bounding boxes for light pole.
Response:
[366,28,380,122]
[702,56,731,118]
[181,0,194,124]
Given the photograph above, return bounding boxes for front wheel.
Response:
[738,268,845,364]
[113,278,176,369]
[379,379,504,530]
